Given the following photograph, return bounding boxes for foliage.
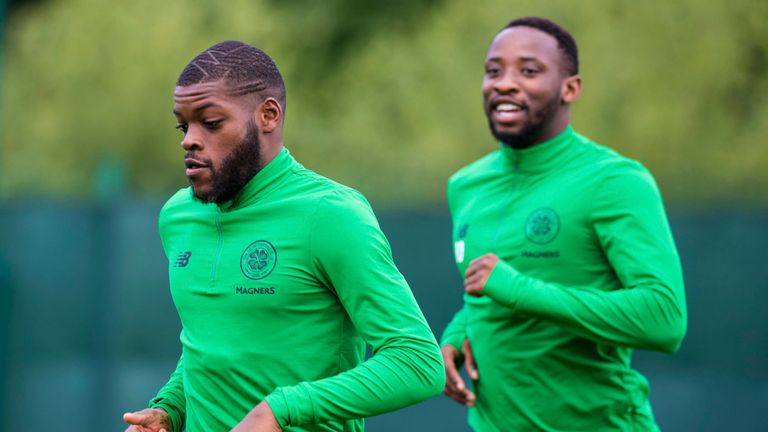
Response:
[2,0,767,207]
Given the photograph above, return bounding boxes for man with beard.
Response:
[122,41,444,432]
[440,17,687,431]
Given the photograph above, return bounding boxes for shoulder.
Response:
[279,162,379,232]
[448,150,501,191]
[575,133,656,185]
[157,187,201,245]
[573,134,662,207]
[160,187,193,214]
[306,179,385,257]
[158,187,195,224]
[314,186,376,226]
[157,187,215,231]
[288,164,374,217]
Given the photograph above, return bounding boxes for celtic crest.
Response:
[240,240,277,280]
[524,208,560,245]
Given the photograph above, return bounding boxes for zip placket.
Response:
[210,211,223,288]
[492,159,519,251]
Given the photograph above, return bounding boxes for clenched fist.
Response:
[464,253,499,296]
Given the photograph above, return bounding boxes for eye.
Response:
[521,67,539,76]
[175,123,188,134]
[485,66,501,77]
[203,119,222,130]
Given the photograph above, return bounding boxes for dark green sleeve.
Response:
[264,191,444,427]
[483,167,687,353]
[150,206,186,432]
[440,305,467,351]
[441,170,469,350]
[148,354,186,432]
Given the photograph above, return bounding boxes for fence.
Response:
[1,200,766,431]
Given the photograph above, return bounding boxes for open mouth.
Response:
[185,158,210,176]
[491,100,526,124]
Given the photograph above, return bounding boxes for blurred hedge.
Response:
[2,0,767,207]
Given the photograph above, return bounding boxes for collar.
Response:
[216,146,294,211]
[499,125,576,174]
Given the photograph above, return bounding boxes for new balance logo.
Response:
[175,251,192,267]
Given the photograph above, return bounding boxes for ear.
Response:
[560,75,582,104]
[255,97,283,133]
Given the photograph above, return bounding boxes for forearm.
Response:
[232,401,281,432]
[440,305,468,351]
[148,355,186,432]
[281,191,443,427]
[484,260,686,352]
[265,338,444,427]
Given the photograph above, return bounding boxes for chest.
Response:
[451,170,606,284]
[162,205,336,323]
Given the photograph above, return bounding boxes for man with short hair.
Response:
[123,40,444,432]
[440,17,687,431]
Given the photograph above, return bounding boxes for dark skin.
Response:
[482,26,581,147]
[442,26,582,406]
[172,80,284,201]
[123,80,284,432]
[123,408,172,432]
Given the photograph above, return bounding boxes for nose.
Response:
[180,126,202,151]
[493,70,520,94]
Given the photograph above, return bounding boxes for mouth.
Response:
[184,158,210,177]
[490,99,527,124]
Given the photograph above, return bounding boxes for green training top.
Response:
[441,126,687,432]
[148,147,444,432]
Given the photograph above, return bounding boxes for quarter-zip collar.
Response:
[217,146,294,211]
[500,125,576,174]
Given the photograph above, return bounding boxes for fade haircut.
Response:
[503,17,579,76]
[177,40,286,108]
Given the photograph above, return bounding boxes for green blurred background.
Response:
[1,0,767,431]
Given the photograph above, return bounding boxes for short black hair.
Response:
[177,40,286,108]
[502,17,579,76]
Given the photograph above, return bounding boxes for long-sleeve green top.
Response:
[441,126,687,431]
[148,147,444,432]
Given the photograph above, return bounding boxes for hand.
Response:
[441,338,478,407]
[231,401,282,432]
[464,253,499,296]
[123,408,172,432]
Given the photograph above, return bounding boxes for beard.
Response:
[488,92,561,150]
[190,121,262,204]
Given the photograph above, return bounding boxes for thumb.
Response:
[446,358,466,390]
[463,340,479,381]
[441,345,466,390]
[123,411,148,425]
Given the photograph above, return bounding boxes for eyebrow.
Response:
[173,102,222,116]
[486,55,542,63]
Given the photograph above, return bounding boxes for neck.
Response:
[531,111,570,147]
[259,133,284,169]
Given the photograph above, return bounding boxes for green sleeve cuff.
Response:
[440,325,465,351]
[440,307,468,351]
[265,383,316,427]
[264,390,289,428]
[148,398,183,432]
[483,259,521,309]
[440,336,463,352]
